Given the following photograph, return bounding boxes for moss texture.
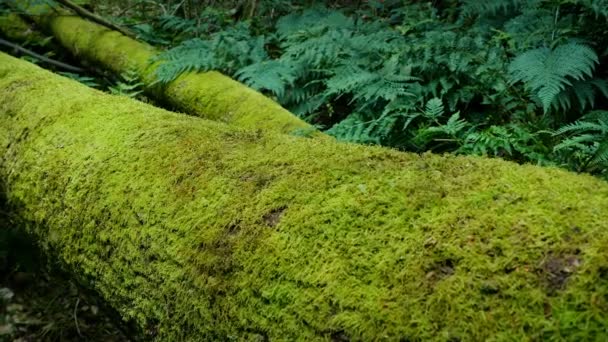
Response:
[10,3,316,136]
[0,13,46,42]
[1,52,608,340]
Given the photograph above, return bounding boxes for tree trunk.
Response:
[1,52,608,340]
[8,2,316,136]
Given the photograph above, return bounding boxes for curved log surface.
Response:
[1,53,607,340]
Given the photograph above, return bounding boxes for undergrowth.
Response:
[143,0,608,179]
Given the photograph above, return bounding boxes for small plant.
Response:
[58,72,100,88]
[108,69,144,98]
[553,110,608,177]
[509,43,603,113]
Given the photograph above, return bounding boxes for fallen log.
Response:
[0,14,85,73]
[1,52,608,340]
[0,13,45,42]
[8,3,316,136]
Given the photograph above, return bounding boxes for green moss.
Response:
[0,13,46,42]
[14,2,316,136]
[1,52,608,340]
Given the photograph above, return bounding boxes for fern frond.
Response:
[509,42,599,112]
[463,126,514,156]
[589,140,608,166]
[425,112,468,136]
[461,0,529,16]
[554,134,600,150]
[153,23,267,83]
[554,110,608,173]
[323,64,414,108]
[153,38,215,83]
[276,8,353,39]
[236,60,297,98]
[289,92,327,117]
[423,98,444,119]
[549,78,608,113]
[157,14,197,34]
[554,111,608,135]
[326,112,396,145]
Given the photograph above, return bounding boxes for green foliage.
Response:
[108,69,144,98]
[147,0,608,179]
[235,60,297,99]
[461,0,530,16]
[154,23,267,83]
[58,72,100,88]
[554,110,608,177]
[509,43,600,113]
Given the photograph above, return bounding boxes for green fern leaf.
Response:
[236,60,297,98]
[589,141,608,166]
[461,0,530,16]
[509,43,599,112]
[423,98,444,119]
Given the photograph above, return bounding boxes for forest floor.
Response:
[0,205,130,342]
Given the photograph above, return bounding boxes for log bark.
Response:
[9,2,317,136]
[2,52,608,340]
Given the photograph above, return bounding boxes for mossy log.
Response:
[1,52,608,340]
[7,3,315,136]
[0,13,46,42]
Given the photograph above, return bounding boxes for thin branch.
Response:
[73,297,83,337]
[0,38,85,72]
[248,0,257,19]
[54,0,137,39]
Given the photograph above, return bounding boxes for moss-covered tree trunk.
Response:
[1,52,608,340]
[6,3,316,136]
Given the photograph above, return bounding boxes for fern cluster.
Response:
[148,0,608,179]
[554,111,608,176]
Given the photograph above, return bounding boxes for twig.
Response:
[170,0,187,16]
[248,0,257,19]
[73,297,82,337]
[0,38,85,72]
[54,0,137,39]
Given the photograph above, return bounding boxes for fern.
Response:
[461,0,530,16]
[59,72,100,88]
[423,98,444,120]
[425,112,469,137]
[108,69,145,98]
[326,112,398,145]
[460,125,547,162]
[554,111,608,174]
[551,78,608,113]
[157,14,197,34]
[509,42,599,112]
[154,23,267,83]
[143,2,608,179]
[275,8,353,39]
[503,7,569,51]
[236,60,297,98]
